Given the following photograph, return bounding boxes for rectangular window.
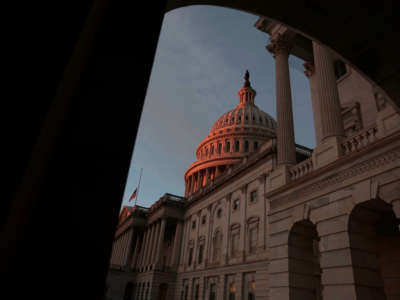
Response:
[198,244,204,264]
[250,190,257,203]
[188,248,193,266]
[233,199,240,210]
[194,284,199,300]
[231,232,239,256]
[192,220,196,229]
[249,227,258,253]
[209,283,216,300]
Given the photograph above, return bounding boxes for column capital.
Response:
[266,34,293,58]
[303,61,315,78]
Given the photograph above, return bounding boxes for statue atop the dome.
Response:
[243,70,251,88]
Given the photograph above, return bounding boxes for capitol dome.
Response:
[184,71,276,197]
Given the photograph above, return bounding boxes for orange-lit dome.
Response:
[184,71,276,197]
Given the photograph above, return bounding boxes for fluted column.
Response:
[139,228,150,269]
[312,41,344,139]
[197,171,202,189]
[131,235,141,270]
[150,221,160,266]
[304,61,323,145]
[155,218,167,268]
[171,221,184,268]
[267,34,296,166]
[144,224,155,267]
[191,174,196,194]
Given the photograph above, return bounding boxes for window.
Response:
[209,283,217,300]
[217,208,222,218]
[334,60,347,80]
[233,199,240,211]
[202,215,206,225]
[213,231,222,262]
[244,140,249,152]
[194,284,199,300]
[235,140,240,152]
[198,244,204,264]
[225,140,230,152]
[229,283,236,300]
[250,190,257,203]
[206,148,209,157]
[210,144,214,155]
[188,248,193,266]
[254,141,258,151]
[217,143,222,154]
[248,280,255,300]
[231,231,240,257]
[192,220,196,229]
[249,227,258,254]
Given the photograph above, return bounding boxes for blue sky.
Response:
[120,5,315,210]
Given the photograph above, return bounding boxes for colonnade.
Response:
[266,34,345,167]
[186,165,229,197]
[136,218,167,271]
[199,138,262,160]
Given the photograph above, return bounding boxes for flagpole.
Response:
[135,168,143,206]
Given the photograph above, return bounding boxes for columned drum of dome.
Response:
[184,71,277,196]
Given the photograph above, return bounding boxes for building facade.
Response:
[106,18,400,300]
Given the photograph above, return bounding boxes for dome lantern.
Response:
[238,70,256,106]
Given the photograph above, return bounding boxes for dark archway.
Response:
[288,220,322,300]
[349,199,400,300]
[159,283,168,300]
[123,282,134,300]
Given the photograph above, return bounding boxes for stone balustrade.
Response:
[341,125,378,155]
[289,157,314,180]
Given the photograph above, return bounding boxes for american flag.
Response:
[129,188,137,202]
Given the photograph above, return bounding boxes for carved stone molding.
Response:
[266,34,293,57]
[271,146,400,210]
[303,61,315,78]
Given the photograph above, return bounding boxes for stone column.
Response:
[191,174,196,193]
[239,184,247,262]
[171,221,184,269]
[267,34,297,166]
[131,235,141,270]
[150,221,160,267]
[139,229,149,269]
[304,61,323,146]
[312,41,344,140]
[197,171,202,189]
[224,194,232,264]
[155,218,167,268]
[205,168,210,186]
[145,224,155,267]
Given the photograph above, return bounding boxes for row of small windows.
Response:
[181,278,255,300]
[214,113,276,130]
[200,140,259,158]
[191,190,258,230]
[188,223,259,267]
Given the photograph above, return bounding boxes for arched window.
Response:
[235,140,240,152]
[334,60,347,80]
[217,143,222,154]
[210,144,214,155]
[225,140,230,152]
[244,140,249,152]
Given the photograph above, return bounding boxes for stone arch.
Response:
[348,198,400,300]
[288,220,322,300]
